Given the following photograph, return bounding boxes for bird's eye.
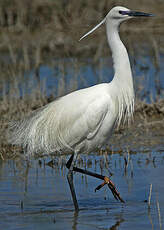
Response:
[119,10,127,15]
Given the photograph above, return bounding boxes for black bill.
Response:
[119,10,154,17]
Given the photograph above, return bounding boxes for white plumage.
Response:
[9,6,153,157]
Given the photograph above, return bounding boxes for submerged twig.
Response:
[148,183,153,209]
[156,198,162,230]
[148,208,154,230]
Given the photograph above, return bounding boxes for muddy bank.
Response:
[0,97,164,160]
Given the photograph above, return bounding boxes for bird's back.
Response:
[8,83,117,155]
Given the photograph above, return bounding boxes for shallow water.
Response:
[0,152,163,230]
[20,53,164,102]
[2,51,164,103]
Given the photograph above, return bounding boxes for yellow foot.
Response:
[95,176,125,203]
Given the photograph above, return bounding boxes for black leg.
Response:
[66,153,125,211]
[66,154,79,211]
[72,166,125,203]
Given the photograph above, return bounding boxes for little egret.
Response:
[9,6,153,211]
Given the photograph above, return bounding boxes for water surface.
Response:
[0,152,163,230]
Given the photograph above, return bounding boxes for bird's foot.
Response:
[94,176,110,191]
[95,176,125,203]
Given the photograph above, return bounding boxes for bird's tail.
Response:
[7,101,63,155]
[8,99,73,156]
[8,106,46,155]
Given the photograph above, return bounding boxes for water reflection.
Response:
[109,218,124,230]
[0,151,164,229]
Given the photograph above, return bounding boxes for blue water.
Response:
[0,152,163,230]
[24,54,164,101]
[2,52,164,102]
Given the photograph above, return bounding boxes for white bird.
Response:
[8,6,153,211]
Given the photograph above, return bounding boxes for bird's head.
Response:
[80,6,153,40]
[107,6,153,24]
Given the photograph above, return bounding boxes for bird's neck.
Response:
[106,23,132,81]
[106,21,134,125]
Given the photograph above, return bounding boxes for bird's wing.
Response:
[8,86,112,155]
[66,94,111,148]
[85,96,109,140]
